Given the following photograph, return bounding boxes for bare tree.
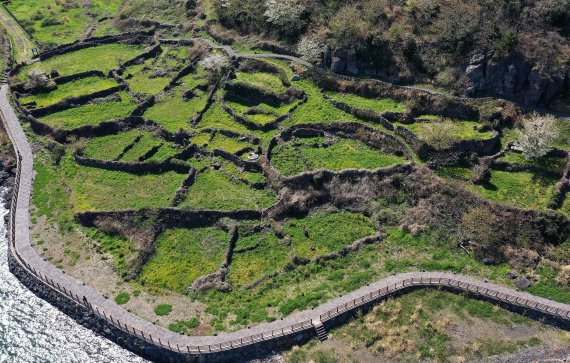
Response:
[516,113,558,159]
[422,120,457,150]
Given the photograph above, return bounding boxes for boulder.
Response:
[515,277,531,289]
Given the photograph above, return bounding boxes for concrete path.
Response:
[2,78,570,358]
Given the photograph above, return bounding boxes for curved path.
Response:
[2,80,570,360]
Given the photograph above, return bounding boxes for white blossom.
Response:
[516,113,558,159]
[264,0,305,34]
[296,36,323,64]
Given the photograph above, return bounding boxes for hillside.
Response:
[1,1,570,362]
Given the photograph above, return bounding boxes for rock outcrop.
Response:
[464,53,569,106]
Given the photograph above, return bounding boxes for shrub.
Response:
[264,0,306,36]
[154,304,173,316]
[296,36,323,64]
[114,292,130,305]
[517,113,558,160]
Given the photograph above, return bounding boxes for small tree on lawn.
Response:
[199,54,229,83]
[517,113,558,160]
[296,36,323,64]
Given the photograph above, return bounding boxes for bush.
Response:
[114,292,130,305]
[154,304,173,316]
[517,113,558,160]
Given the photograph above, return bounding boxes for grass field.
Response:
[6,0,123,45]
[140,227,229,292]
[234,72,286,94]
[144,87,209,133]
[20,76,119,108]
[285,212,375,259]
[327,91,407,113]
[18,44,144,81]
[40,91,136,129]
[440,167,558,210]
[499,151,567,173]
[179,169,276,210]
[398,120,494,141]
[285,289,566,362]
[271,136,407,176]
[61,155,187,212]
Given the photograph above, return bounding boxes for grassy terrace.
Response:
[327,91,407,113]
[271,136,407,176]
[499,151,568,172]
[18,43,144,82]
[234,72,286,94]
[179,168,276,211]
[140,228,230,292]
[20,76,119,108]
[144,87,209,133]
[11,37,570,351]
[39,91,136,129]
[6,0,123,44]
[397,120,495,141]
[438,167,558,210]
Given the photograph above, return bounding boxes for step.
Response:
[312,320,328,342]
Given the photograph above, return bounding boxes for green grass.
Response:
[234,72,286,94]
[500,151,567,173]
[271,136,407,176]
[470,170,558,210]
[284,212,375,259]
[440,167,558,210]
[169,317,201,334]
[40,91,137,129]
[286,79,359,126]
[7,0,123,45]
[115,292,130,305]
[327,91,406,113]
[206,133,253,154]
[154,304,173,316]
[179,169,276,211]
[140,228,229,292]
[228,230,291,287]
[82,129,144,160]
[554,118,570,151]
[144,87,209,133]
[18,43,144,81]
[20,76,119,108]
[399,120,494,141]
[61,154,187,212]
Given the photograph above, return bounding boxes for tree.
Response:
[199,54,230,82]
[264,0,305,36]
[296,36,323,64]
[516,113,558,159]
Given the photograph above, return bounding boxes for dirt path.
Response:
[0,5,35,64]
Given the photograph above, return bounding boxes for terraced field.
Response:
[6,35,570,359]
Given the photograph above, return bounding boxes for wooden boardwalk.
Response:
[2,82,570,359]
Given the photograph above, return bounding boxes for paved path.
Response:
[2,81,570,358]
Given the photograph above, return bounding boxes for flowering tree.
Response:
[264,0,305,35]
[517,113,558,159]
[296,36,323,64]
[199,54,230,82]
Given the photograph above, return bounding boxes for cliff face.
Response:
[323,47,569,107]
[464,54,569,106]
[0,123,16,200]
